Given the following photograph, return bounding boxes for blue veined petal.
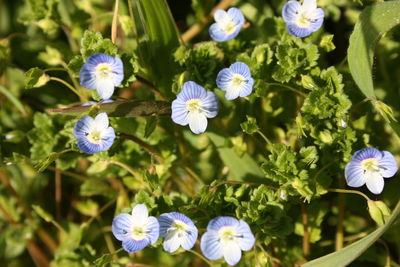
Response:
[344,161,365,187]
[222,241,242,266]
[94,112,109,130]
[96,77,115,100]
[202,92,219,118]
[110,57,124,86]
[73,116,94,137]
[364,170,384,195]
[187,111,208,134]
[209,23,231,42]
[216,68,234,91]
[98,127,115,151]
[282,1,301,22]
[171,99,189,126]
[181,224,198,250]
[112,213,134,241]
[146,216,160,245]
[76,136,103,154]
[86,53,116,66]
[200,231,223,260]
[131,204,149,225]
[379,151,398,178]
[227,8,245,26]
[286,23,313,38]
[307,9,324,32]
[122,238,149,253]
[158,214,174,237]
[207,216,238,231]
[352,147,382,162]
[230,62,251,79]
[235,220,255,251]
[238,77,254,98]
[178,81,207,101]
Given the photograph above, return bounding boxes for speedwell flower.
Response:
[158,212,198,253]
[282,0,324,38]
[200,216,255,266]
[171,81,218,134]
[216,62,254,100]
[112,204,159,253]
[80,53,124,100]
[73,112,115,154]
[345,147,398,194]
[209,8,245,42]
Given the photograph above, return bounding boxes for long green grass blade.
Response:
[348,1,400,99]
[130,0,181,97]
[0,85,26,114]
[302,198,400,267]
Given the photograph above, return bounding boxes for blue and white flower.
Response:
[216,62,254,100]
[73,112,115,154]
[345,148,398,194]
[80,53,124,100]
[158,212,198,253]
[282,0,324,38]
[200,216,255,266]
[171,81,218,134]
[112,204,160,253]
[209,8,245,42]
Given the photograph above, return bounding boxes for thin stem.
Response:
[257,130,272,147]
[301,203,310,259]
[327,188,371,202]
[85,199,116,227]
[43,67,67,73]
[49,77,81,98]
[335,177,345,251]
[107,160,150,190]
[266,82,307,97]
[55,166,62,223]
[188,249,212,266]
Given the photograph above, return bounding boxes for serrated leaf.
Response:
[80,30,118,58]
[25,68,50,89]
[240,116,259,134]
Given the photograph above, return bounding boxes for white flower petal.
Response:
[131,204,149,225]
[379,151,398,178]
[94,112,109,130]
[365,170,385,195]
[345,162,365,188]
[200,231,223,260]
[163,232,182,253]
[302,0,317,11]
[188,111,208,134]
[96,77,115,100]
[223,241,242,266]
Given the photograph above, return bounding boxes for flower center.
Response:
[361,158,380,173]
[231,74,247,87]
[221,19,237,34]
[168,220,189,238]
[186,99,203,113]
[296,13,313,28]
[86,130,102,144]
[96,63,113,79]
[132,225,147,240]
[218,226,241,243]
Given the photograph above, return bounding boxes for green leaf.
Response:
[240,116,259,134]
[0,85,26,114]
[368,200,391,226]
[32,204,53,222]
[49,99,171,117]
[144,116,158,138]
[130,0,181,97]
[302,199,400,267]
[80,30,118,59]
[24,67,50,89]
[348,1,400,99]
[207,132,264,181]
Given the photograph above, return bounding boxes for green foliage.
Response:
[240,116,259,134]
[24,68,50,89]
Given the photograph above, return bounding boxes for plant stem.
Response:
[188,249,212,266]
[257,130,272,147]
[49,77,81,98]
[111,0,120,44]
[335,177,345,251]
[301,202,310,259]
[266,82,307,97]
[327,188,371,202]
